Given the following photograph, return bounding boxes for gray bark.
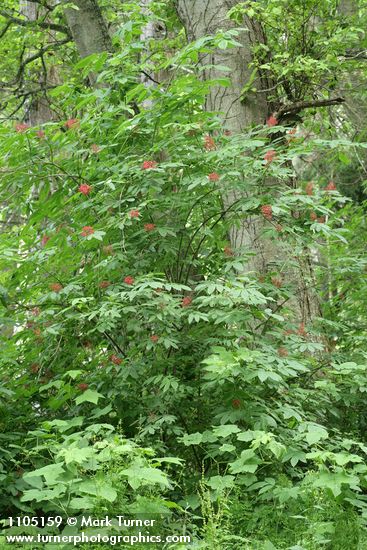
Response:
[176,0,269,274]
[63,0,112,59]
[21,0,60,125]
[140,0,156,109]
[176,0,267,130]
[175,0,321,324]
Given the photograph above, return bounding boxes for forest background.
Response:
[0,0,367,548]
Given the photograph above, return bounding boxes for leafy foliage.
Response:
[1,1,367,549]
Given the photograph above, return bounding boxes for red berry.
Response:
[81,226,94,236]
[325,181,336,191]
[49,283,63,293]
[15,123,29,133]
[317,216,325,223]
[65,118,79,129]
[204,135,216,151]
[36,130,45,139]
[99,280,111,289]
[271,277,283,288]
[110,354,122,365]
[208,172,220,181]
[232,398,241,409]
[41,235,50,247]
[78,383,89,391]
[305,182,313,195]
[144,223,155,232]
[224,246,233,257]
[261,204,273,220]
[141,160,157,170]
[124,276,134,285]
[310,212,317,221]
[129,209,140,218]
[78,183,92,195]
[266,115,278,127]
[150,335,159,343]
[297,323,307,337]
[181,296,192,307]
[264,150,276,163]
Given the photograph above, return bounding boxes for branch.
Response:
[14,39,71,83]
[0,36,70,95]
[27,0,56,10]
[0,9,70,36]
[342,50,367,60]
[274,97,345,120]
[140,70,161,85]
[0,19,12,39]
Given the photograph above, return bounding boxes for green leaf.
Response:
[75,389,105,405]
[120,466,170,490]
[23,463,65,485]
[182,432,203,445]
[303,424,329,445]
[78,479,117,502]
[212,424,241,438]
[206,475,235,490]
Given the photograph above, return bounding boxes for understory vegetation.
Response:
[1,1,367,548]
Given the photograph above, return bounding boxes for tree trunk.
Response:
[63,0,112,60]
[21,0,59,125]
[140,0,156,109]
[175,0,321,324]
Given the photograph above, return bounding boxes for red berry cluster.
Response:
[79,184,92,195]
[208,172,220,181]
[15,123,30,133]
[325,181,336,191]
[271,277,283,288]
[81,226,94,236]
[141,160,157,170]
[305,182,313,196]
[181,296,192,307]
[64,118,79,129]
[266,115,278,127]
[264,150,276,163]
[99,281,111,289]
[110,354,122,365]
[204,135,216,151]
[49,283,63,293]
[261,204,273,220]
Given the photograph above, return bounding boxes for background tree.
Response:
[1,2,367,549]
